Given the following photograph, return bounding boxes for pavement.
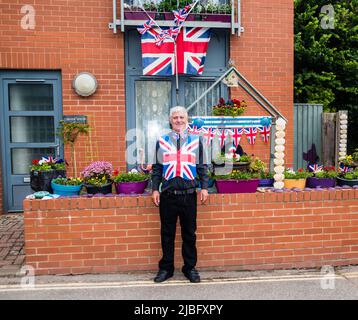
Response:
[0,214,24,277]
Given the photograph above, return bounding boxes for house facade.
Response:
[0,0,294,214]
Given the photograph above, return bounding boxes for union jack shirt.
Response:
[159,134,199,181]
[151,132,209,192]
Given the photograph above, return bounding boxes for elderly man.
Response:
[152,106,209,283]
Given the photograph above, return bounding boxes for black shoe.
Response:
[183,268,201,283]
[154,269,173,283]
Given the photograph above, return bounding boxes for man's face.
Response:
[170,111,188,133]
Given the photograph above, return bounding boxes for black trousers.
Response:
[158,192,197,273]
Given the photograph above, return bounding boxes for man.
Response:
[152,106,209,283]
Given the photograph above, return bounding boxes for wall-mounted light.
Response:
[72,72,97,97]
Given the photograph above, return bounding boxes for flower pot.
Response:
[306,177,336,188]
[115,180,148,194]
[201,14,231,22]
[215,179,259,193]
[51,181,83,196]
[336,177,358,187]
[124,11,155,20]
[85,182,113,195]
[30,169,66,193]
[283,179,306,189]
[259,178,274,187]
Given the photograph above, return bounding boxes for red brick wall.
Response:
[0,0,293,213]
[230,0,294,167]
[0,1,126,174]
[24,190,358,275]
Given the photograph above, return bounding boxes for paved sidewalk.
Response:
[0,214,24,276]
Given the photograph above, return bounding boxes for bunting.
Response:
[258,125,271,143]
[244,127,257,145]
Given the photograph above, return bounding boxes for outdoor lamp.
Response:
[72,72,97,97]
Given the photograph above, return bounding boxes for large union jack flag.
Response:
[159,136,199,180]
[139,27,211,76]
[140,28,175,76]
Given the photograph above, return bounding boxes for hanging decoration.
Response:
[230,128,243,147]
[244,127,257,145]
[273,118,287,189]
[136,1,211,77]
[258,125,271,143]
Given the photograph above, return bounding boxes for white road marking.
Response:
[0,272,356,292]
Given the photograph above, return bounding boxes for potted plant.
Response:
[306,166,338,188]
[283,168,311,189]
[212,153,252,175]
[81,161,113,194]
[212,97,247,117]
[337,169,358,187]
[214,170,260,194]
[51,177,83,196]
[30,157,66,193]
[57,120,89,178]
[113,170,150,194]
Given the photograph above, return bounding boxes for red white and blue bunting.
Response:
[189,116,272,146]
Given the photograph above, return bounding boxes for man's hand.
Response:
[200,189,209,204]
[152,190,160,207]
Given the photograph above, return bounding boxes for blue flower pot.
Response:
[51,181,83,196]
[258,178,274,187]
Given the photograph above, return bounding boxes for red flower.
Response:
[32,159,39,165]
[219,97,225,105]
[113,169,119,176]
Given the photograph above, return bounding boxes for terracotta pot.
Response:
[283,179,306,189]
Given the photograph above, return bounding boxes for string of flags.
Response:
[137,3,194,46]
[187,125,272,146]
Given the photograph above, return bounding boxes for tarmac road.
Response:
[0,266,357,300]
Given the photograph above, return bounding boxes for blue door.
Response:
[0,71,63,212]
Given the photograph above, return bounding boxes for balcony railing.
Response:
[109,0,243,36]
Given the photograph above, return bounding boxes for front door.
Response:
[0,71,63,212]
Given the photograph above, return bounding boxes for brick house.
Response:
[0,0,294,214]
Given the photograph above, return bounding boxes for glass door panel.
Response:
[9,84,54,111]
[10,116,55,143]
[135,80,172,164]
[11,148,56,175]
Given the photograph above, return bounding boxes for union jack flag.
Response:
[137,19,155,35]
[230,128,243,147]
[176,27,211,75]
[41,156,58,163]
[258,125,271,143]
[202,127,216,145]
[308,164,323,173]
[139,27,211,75]
[217,129,227,148]
[140,28,175,75]
[244,127,257,145]
[188,125,202,135]
[339,165,350,173]
[159,136,199,180]
[173,9,188,26]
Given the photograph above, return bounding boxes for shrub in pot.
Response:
[214,170,260,194]
[113,170,149,194]
[81,161,113,194]
[51,177,83,196]
[306,166,338,188]
[283,168,311,189]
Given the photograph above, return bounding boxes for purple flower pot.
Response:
[124,11,155,20]
[258,178,274,187]
[115,180,148,194]
[201,14,231,22]
[306,177,336,188]
[215,179,259,194]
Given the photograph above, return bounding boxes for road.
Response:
[0,268,357,300]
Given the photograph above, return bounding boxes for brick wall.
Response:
[0,0,293,213]
[24,189,358,275]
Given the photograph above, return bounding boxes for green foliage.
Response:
[113,172,149,183]
[314,167,339,178]
[284,168,312,179]
[52,177,83,186]
[341,169,358,180]
[58,121,89,146]
[294,0,358,152]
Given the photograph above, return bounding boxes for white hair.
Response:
[169,106,188,119]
